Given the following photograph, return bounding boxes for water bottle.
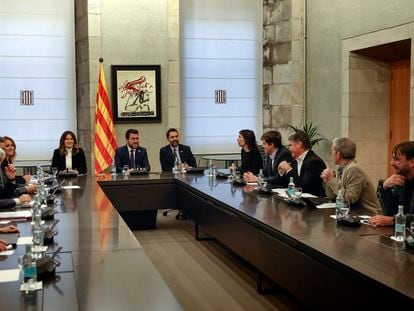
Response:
[110,159,117,176]
[257,169,264,188]
[231,163,237,178]
[335,189,345,219]
[287,177,295,196]
[32,195,42,224]
[172,157,179,174]
[32,222,44,249]
[23,245,37,283]
[394,205,406,242]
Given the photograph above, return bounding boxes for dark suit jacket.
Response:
[264,146,293,186]
[0,198,16,210]
[51,148,87,174]
[0,169,17,199]
[159,144,197,172]
[284,150,326,197]
[115,145,150,173]
[380,179,414,226]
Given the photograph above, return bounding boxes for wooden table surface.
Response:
[0,175,181,311]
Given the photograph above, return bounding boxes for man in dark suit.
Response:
[369,141,414,227]
[159,128,197,172]
[115,129,150,173]
[244,130,292,186]
[278,130,326,197]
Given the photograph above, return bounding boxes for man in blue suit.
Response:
[115,129,150,173]
[159,128,197,172]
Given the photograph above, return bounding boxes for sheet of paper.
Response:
[301,193,317,198]
[20,281,43,291]
[358,215,371,219]
[0,269,20,283]
[62,185,81,189]
[0,220,11,225]
[272,188,289,198]
[317,203,337,209]
[0,250,14,256]
[0,210,31,219]
[17,236,33,245]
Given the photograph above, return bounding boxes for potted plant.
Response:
[287,122,326,147]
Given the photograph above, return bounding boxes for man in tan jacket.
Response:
[320,137,380,214]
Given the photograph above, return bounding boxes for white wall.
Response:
[100,0,169,172]
[307,0,414,154]
[0,0,76,160]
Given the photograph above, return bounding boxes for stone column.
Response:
[167,0,181,130]
[263,0,304,139]
[75,0,102,173]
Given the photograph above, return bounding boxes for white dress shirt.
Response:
[65,148,73,169]
[296,150,309,176]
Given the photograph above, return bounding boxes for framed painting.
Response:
[111,65,161,123]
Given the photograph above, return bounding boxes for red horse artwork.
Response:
[118,76,155,115]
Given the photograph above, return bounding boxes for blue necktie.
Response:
[129,149,135,169]
[265,157,272,176]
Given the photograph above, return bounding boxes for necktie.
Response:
[129,149,135,169]
[173,148,178,159]
[265,156,272,176]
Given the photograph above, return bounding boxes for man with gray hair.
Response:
[320,137,380,214]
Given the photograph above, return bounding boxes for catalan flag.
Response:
[94,61,117,174]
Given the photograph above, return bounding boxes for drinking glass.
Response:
[122,165,129,176]
[51,167,58,177]
[340,201,350,216]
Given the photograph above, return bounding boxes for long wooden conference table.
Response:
[1,172,414,310]
[99,172,414,309]
[0,175,181,311]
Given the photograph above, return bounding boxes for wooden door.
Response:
[388,59,410,175]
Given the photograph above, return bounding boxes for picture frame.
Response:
[111,65,161,123]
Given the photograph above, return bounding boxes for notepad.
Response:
[62,185,81,189]
[17,236,33,245]
[0,210,31,219]
[0,250,14,256]
[0,269,20,283]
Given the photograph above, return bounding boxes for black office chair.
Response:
[162,208,186,219]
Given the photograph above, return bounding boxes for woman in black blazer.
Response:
[237,129,263,175]
[52,131,87,174]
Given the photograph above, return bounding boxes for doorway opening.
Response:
[348,39,411,181]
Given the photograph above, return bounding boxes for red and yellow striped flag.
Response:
[94,61,117,174]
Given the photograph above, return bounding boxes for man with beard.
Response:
[369,141,414,227]
[115,129,150,173]
[159,128,197,172]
